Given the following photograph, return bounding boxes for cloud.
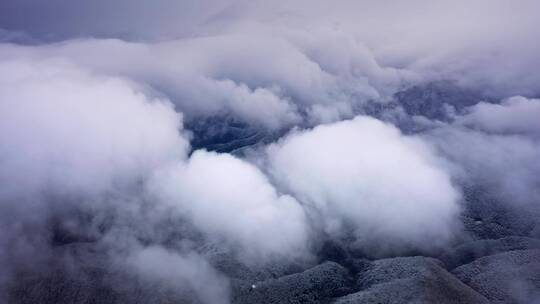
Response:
[0,58,193,300]
[0,38,331,129]
[127,246,230,304]
[458,96,540,136]
[0,55,308,297]
[149,149,309,261]
[0,57,308,292]
[0,59,188,201]
[267,116,461,254]
[0,56,307,301]
[234,0,540,97]
[1,0,537,130]
[188,77,301,129]
[0,0,236,41]
[0,0,539,301]
[427,97,540,208]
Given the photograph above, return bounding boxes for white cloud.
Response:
[267,116,461,253]
[0,59,188,201]
[458,96,540,135]
[428,96,540,208]
[0,38,327,128]
[149,150,309,260]
[2,0,537,130]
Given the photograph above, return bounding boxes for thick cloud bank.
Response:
[268,116,461,253]
[0,60,188,201]
[2,0,539,98]
[149,150,309,260]
[0,58,310,302]
[0,60,189,299]
[0,37,374,128]
[0,57,309,293]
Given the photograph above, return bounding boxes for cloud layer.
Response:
[0,60,188,201]
[1,1,539,302]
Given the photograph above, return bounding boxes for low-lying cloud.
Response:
[0,60,188,201]
[267,116,461,254]
[149,150,309,261]
[427,97,540,209]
